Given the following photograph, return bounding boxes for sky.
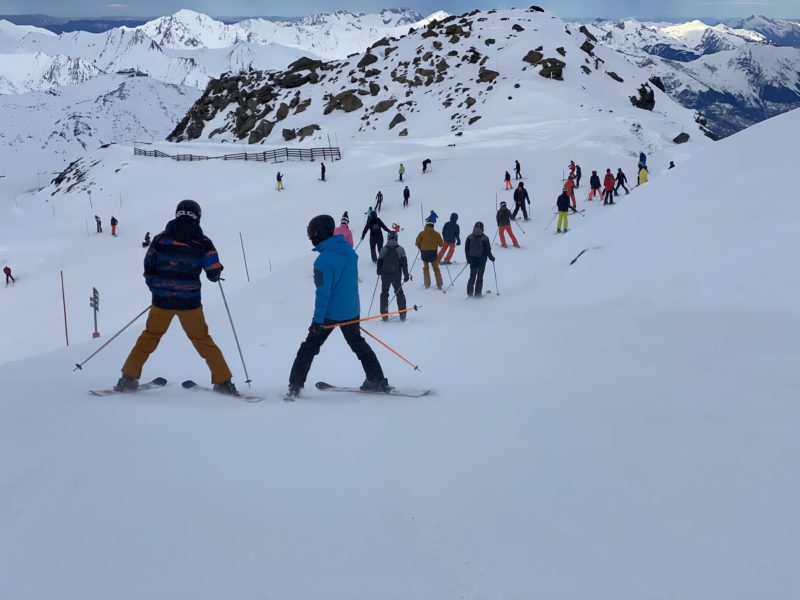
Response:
[0,0,798,19]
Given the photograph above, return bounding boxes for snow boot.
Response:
[213,380,239,396]
[556,228,562,233]
[286,384,301,400]
[360,378,393,393]
[114,373,139,392]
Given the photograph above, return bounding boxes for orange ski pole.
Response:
[323,305,421,329]
[360,326,421,372]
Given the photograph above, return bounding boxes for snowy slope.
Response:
[733,15,800,47]
[0,67,797,598]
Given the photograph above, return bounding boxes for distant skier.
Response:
[638,166,649,186]
[375,190,384,212]
[422,158,431,174]
[511,181,531,221]
[402,186,410,208]
[438,213,461,264]
[3,265,15,287]
[320,162,326,181]
[603,169,616,205]
[276,171,284,191]
[575,163,582,188]
[427,210,439,224]
[415,220,444,289]
[377,231,410,321]
[504,170,512,190]
[638,152,647,170]
[514,160,522,180]
[496,201,520,248]
[114,200,237,395]
[564,175,577,211]
[287,214,391,400]
[464,222,495,298]
[615,168,629,195]
[569,160,576,178]
[556,188,570,233]
[334,212,354,247]
[361,209,391,263]
[669,161,675,169]
[399,163,406,182]
[110,216,118,236]
[588,170,602,201]
[94,214,102,233]
[142,232,151,248]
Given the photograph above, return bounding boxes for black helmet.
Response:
[176,199,201,221]
[307,214,335,246]
[388,231,398,241]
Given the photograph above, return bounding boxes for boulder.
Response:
[512,24,525,32]
[298,124,320,140]
[369,81,381,96]
[485,38,496,46]
[337,90,364,112]
[399,128,409,136]
[523,50,543,65]
[538,58,566,80]
[287,57,323,72]
[649,75,666,92]
[276,102,289,121]
[580,40,595,55]
[478,68,499,82]
[282,128,297,141]
[374,99,397,113]
[436,59,449,72]
[389,112,406,130]
[465,96,477,108]
[357,53,379,69]
[468,115,482,125]
[606,71,623,83]
[630,83,656,110]
[248,120,274,144]
[579,25,598,42]
[556,46,566,56]
[294,99,312,114]
[673,132,690,144]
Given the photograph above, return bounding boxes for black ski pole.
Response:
[545,213,557,231]
[444,263,469,292]
[492,260,500,296]
[444,262,454,286]
[74,305,150,371]
[513,218,526,235]
[367,274,380,317]
[218,281,252,387]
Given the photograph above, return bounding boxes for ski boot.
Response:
[213,380,239,396]
[114,373,139,392]
[285,384,301,401]
[360,378,393,393]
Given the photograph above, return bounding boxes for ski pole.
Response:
[218,281,252,387]
[444,263,469,292]
[545,213,557,231]
[444,262,454,286]
[388,273,413,308]
[74,305,150,371]
[513,218,526,234]
[492,260,500,296]
[360,326,420,371]
[355,237,364,251]
[324,306,422,329]
[408,250,420,277]
[367,274,380,317]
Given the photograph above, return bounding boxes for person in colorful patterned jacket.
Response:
[114,200,237,395]
[333,211,354,247]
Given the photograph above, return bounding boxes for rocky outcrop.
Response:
[298,124,320,140]
[357,53,379,69]
[539,58,566,80]
[374,99,397,113]
[282,128,297,141]
[324,90,364,114]
[523,50,544,65]
[630,83,656,111]
[478,68,499,82]
[389,112,406,129]
[673,132,690,144]
[606,71,624,83]
[248,120,274,144]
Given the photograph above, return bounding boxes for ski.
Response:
[315,381,431,398]
[181,380,264,403]
[90,377,167,397]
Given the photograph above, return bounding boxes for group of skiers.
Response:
[94,214,119,236]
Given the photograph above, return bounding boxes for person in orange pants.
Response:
[437,213,461,264]
[496,201,519,248]
[564,175,577,210]
[504,171,512,190]
[110,216,118,236]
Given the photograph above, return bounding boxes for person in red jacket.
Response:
[603,169,616,205]
[3,265,15,287]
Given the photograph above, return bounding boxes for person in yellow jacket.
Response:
[638,166,648,186]
[415,220,444,289]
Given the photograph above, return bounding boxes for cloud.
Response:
[106,3,129,7]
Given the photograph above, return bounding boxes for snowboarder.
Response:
[564,175,577,211]
[287,215,390,399]
[638,152,647,170]
[496,201,519,248]
[399,163,406,182]
[438,213,461,264]
[114,200,237,395]
[575,163,582,188]
[603,169,616,205]
[422,158,431,173]
[276,171,284,191]
[415,220,444,289]
[514,160,522,180]
[333,212,354,247]
[464,222,495,298]
[402,186,410,208]
[361,209,391,263]
[638,166,649,186]
[320,162,326,181]
[556,188,570,233]
[511,181,531,221]
[375,191,384,212]
[142,232,151,248]
[94,214,102,233]
[3,265,15,287]
[377,231,410,321]
[427,210,439,224]
[504,170,512,190]
[588,170,602,201]
[615,168,629,195]
[110,216,118,236]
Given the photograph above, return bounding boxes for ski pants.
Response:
[557,211,568,231]
[588,188,601,201]
[615,181,629,195]
[277,180,283,190]
[376,198,383,212]
[603,189,614,204]
[504,180,512,190]
[438,241,456,263]
[111,225,117,236]
[289,318,385,388]
[399,172,404,182]
[511,202,529,220]
[515,169,521,180]
[402,195,409,207]
[422,260,443,288]
[96,222,102,233]
[5,274,15,285]
[576,174,582,188]
[498,225,518,247]
[467,261,487,296]
[380,273,406,317]
[123,306,232,384]
[567,190,576,209]
[369,236,384,263]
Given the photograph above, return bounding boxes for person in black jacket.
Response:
[438,213,461,264]
[514,160,522,180]
[588,170,602,201]
[575,164,582,188]
[320,162,326,181]
[377,232,410,321]
[464,222,495,297]
[375,191,383,212]
[496,201,519,248]
[511,182,531,221]
[422,158,431,173]
[361,209,391,262]
[556,189,570,233]
[615,168,629,195]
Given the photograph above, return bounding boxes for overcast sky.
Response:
[0,0,797,19]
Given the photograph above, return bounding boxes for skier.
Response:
[94,215,102,233]
[110,216,118,236]
[114,200,237,395]
[556,188,570,233]
[402,186,410,208]
[514,160,522,180]
[568,160,576,178]
[588,170,602,201]
[142,232,151,248]
[427,210,439,224]
[615,168,629,195]
[287,215,391,399]
[438,213,461,264]
[638,166,649,185]
[638,152,647,170]
[377,231,410,321]
[564,175,577,211]
[276,171,284,191]
[575,163,582,188]
[504,170,512,190]
[361,209,391,263]
[603,169,616,205]
[496,201,519,248]
[3,265,15,287]
[511,181,531,221]
[422,158,431,174]
[669,161,675,169]
[333,212,354,247]
[464,222,495,298]
[399,163,406,182]
[320,162,326,182]
[375,190,384,212]
[415,220,444,289]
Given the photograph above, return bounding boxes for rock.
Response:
[357,53,379,69]
[337,91,364,113]
[468,115,482,125]
[248,120,274,144]
[276,102,289,121]
[369,81,381,96]
[374,99,397,113]
[385,47,397,58]
[399,128,409,137]
[538,58,566,80]
[298,124,320,140]
[514,83,521,88]
[529,5,545,11]
[465,96,477,108]
[485,38,496,46]
[445,24,465,36]
[389,112,406,130]
[449,35,461,44]
[523,50,543,65]
[581,65,592,75]
[282,128,297,141]
[436,59,449,72]
[556,46,566,56]
[579,25,598,42]
[606,71,623,83]
[673,132,690,144]
[294,99,312,114]
[649,75,666,93]
[422,29,439,38]
[287,57,323,72]
[423,51,434,61]
[580,40,595,55]
[630,83,656,111]
[235,115,257,139]
[275,72,311,88]
[512,24,524,32]
[478,68,499,82]
[371,37,390,49]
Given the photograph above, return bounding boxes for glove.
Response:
[376,269,382,276]
[207,270,221,283]
[456,241,461,246]
[309,323,326,336]
[489,256,496,262]
[404,274,410,283]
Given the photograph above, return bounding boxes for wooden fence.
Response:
[134,145,341,163]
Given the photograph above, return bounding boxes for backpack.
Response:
[467,235,486,259]
[382,245,401,273]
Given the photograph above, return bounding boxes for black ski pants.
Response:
[289,318,385,388]
[380,273,406,317]
[369,235,384,263]
[615,181,629,195]
[603,189,614,204]
[576,173,582,188]
[511,201,529,220]
[5,274,14,285]
[467,260,487,296]
[96,221,102,233]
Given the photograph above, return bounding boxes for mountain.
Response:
[0,52,103,94]
[733,15,800,47]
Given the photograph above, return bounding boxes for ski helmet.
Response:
[175,199,201,221]
[307,214,335,246]
[388,231,398,241]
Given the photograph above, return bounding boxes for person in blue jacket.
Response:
[287,214,390,399]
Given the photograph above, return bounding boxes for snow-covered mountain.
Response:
[732,15,800,47]
[0,52,102,94]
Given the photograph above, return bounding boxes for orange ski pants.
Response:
[499,225,518,247]
[438,241,456,263]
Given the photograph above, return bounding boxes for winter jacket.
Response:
[144,217,222,311]
[428,210,439,224]
[441,213,461,244]
[576,165,582,178]
[496,206,512,227]
[465,229,495,265]
[504,171,511,181]
[362,215,390,240]
[616,170,627,184]
[603,173,615,191]
[590,174,601,189]
[377,239,409,278]
[399,165,406,174]
[639,152,647,168]
[333,223,354,247]
[311,234,360,324]
[2,266,10,276]
[415,224,443,262]
[564,178,575,193]
[556,192,570,212]
[513,187,530,206]
[110,217,118,226]
[403,187,410,200]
